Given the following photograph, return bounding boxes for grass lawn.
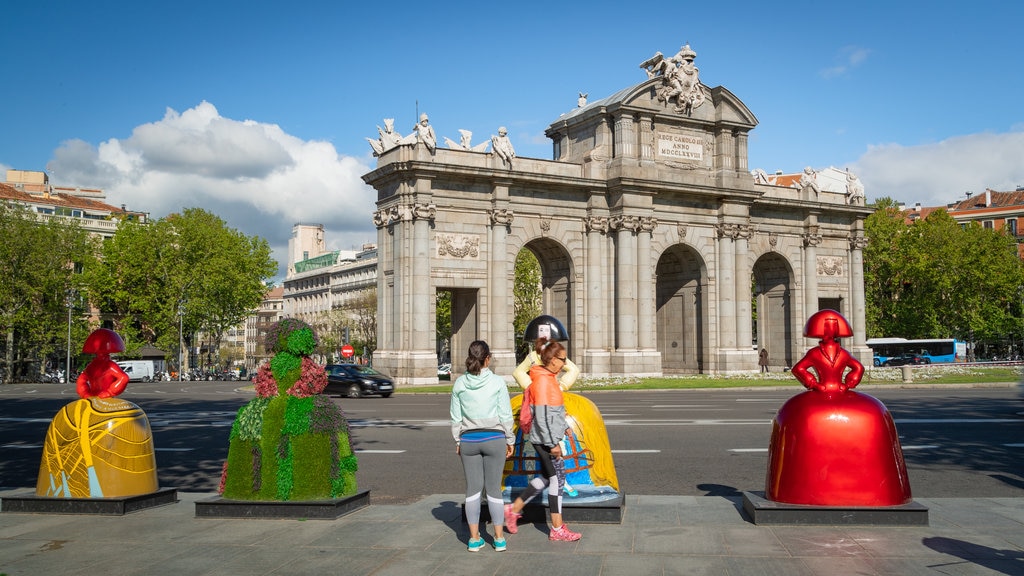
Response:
[399,365,1022,393]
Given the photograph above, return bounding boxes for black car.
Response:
[323,364,394,398]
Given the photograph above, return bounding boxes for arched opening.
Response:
[516,238,574,358]
[752,253,795,369]
[656,244,707,373]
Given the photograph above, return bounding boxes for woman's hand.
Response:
[505,445,514,459]
[550,444,562,458]
[455,444,460,455]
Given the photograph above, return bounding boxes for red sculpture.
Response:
[765,310,912,506]
[75,328,130,399]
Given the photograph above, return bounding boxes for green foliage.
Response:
[436,290,451,359]
[283,396,314,435]
[265,317,316,354]
[270,351,302,386]
[864,198,1024,344]
[513,248,542,351]
[276,434,293,500]
[0,203,99,381]
[86,207,277,369]
[231,397,271,441]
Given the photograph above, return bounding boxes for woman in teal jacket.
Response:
[450,340,515,552]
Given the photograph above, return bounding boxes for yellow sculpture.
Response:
[36,328,158,498]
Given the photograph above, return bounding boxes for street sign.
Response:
[341,344,355,358]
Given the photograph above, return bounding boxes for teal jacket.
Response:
[450,368,515,445]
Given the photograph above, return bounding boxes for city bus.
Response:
[866,338,967,366]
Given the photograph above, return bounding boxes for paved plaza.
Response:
[1,490,1022,575]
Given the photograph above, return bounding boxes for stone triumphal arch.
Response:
[362,44,872,385]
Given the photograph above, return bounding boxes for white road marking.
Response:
[894,419,1021,424]
[729,448,767,453]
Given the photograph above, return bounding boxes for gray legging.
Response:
[460,437,508,528]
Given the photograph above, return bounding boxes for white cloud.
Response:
[851,129,1024,206]
[820,45,870,79]
[45,102,378,280]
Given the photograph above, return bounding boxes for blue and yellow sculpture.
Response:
[504,316,620,502]
[36,328,159,498]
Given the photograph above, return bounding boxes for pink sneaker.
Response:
[549,524,581,542]
[504,504,521,535]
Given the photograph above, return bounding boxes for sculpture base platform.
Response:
[472,490,625,524]
[1,488,178,516]
[195,489,370,520]
[741,491,929,526]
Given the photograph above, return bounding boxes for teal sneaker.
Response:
[493,538,507,552]
[467,537,485,552]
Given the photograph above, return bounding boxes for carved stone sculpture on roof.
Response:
[639,43,706,116]
[491,126,515,169]
[799,166,821,197]
[845,170,865,206]
[444,129,490,152]
[365,118,404,156]
[417,114,437,151]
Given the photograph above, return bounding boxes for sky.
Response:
[2,1,1022,281]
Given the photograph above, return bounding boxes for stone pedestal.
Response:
[195,489,370,520]
[741,491,928,526]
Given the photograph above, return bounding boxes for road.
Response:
[1,382,1021,504]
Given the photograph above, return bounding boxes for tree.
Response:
[436,289,451,363]
[513,248,542,356]
[864,198,1024,345]
[87,208,277,370]
[346,287,377,356]
[0,204,98,382]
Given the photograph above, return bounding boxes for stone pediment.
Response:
[546,78,758,172]
[551,79,757,134]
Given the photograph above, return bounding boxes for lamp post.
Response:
[178,302,185,381]
[65,289,75,384]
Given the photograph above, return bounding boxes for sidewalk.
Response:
[1,491,1022,575]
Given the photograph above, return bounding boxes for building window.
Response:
[983,221,994,230]
[1007,219,1018,235]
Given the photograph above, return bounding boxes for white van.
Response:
[116,360,155,382]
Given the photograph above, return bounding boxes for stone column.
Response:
[638,115,654,161]
[584,215,611,375]
[716,223,737,349]
[411,203,435,351]
[614,115,636,160]
[735,224,753,352]
[735,131,749,173]
[802,225,822,321]
[849,232,869,350]
[489,207,514,354]
[613,215,639,349]
[638,217,657,350]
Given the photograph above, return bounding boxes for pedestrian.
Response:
[759,347,769,373]
[450,340,515,552]
[514,336,580,497]
[504,337,582,542]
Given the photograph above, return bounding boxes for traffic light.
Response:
[343,326,350,344]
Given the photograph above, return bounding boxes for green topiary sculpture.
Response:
[220,318,357,500]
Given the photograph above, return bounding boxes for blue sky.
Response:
[2,1,1022,279]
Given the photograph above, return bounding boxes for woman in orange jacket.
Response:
[503,337,581,542]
